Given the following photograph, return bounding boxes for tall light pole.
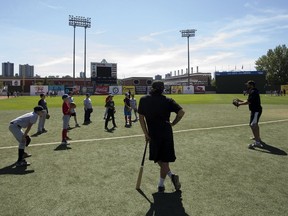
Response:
[69,15,91,86]
[180,29,196,86]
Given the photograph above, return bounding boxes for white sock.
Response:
[167,171,173,178]
[158,178,165,187]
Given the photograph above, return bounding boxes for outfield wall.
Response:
[29,85,206,95]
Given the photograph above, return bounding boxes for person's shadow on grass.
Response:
[0,163,35,175]
[253,142,287,156]
[137,189,190,216]
[54,144,72,151]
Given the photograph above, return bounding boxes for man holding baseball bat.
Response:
[138,81,185,192]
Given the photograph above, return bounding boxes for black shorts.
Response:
[71,112,76,117]
[250,110,262,126]
[149,124,176,163]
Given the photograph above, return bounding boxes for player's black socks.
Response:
[18,149,24,162]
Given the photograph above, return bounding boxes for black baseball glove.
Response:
[46,113,50,119]
[25,135,31,147]
[232,98,240,108]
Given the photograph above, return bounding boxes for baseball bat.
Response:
[136,141,148,189]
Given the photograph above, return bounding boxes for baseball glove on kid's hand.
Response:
[25,135,31,147]
[232,98,240,108]
[46,113,50,119]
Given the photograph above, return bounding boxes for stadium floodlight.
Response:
[180,29,197,86]
[69,15,91,86]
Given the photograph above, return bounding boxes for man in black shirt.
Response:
[138,81,185,192]
[237,80,263,149]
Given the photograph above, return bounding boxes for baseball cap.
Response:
[246,80,255,86]
[62,94,68,99]
[86,93,90,96]
[152,81,164,91]
[34,105,44,112]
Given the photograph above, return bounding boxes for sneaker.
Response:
[16,160,30,167]
[171,174,181,191]
[158,186,165,193]
[36,131,42,135]
[75,124,80,127]
[248,142,263,149]
[61,140,70,145]
[250,137,264,144]
[42,129,48,133]
[23,152,32,158]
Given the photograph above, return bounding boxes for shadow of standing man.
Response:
[145,190,190,216]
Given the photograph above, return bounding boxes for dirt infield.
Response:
[0,96,8,100]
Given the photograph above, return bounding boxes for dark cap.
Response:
[152,81,164,91]
[86,93,90,96]
[34,105,44,112]
[246,80,255,86]
[62,94,69,99]
[40,93,45,97]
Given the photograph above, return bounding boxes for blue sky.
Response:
[1,0,288,78]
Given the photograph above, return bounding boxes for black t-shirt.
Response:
[138,94,182,129]
[247,88,262,112]
[38,99,48,113]
[124,97,130,107]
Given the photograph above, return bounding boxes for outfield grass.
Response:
[0,94,287,216]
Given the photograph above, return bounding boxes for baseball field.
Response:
[0,94,287,216]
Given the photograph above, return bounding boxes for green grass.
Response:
[0,94,288,216]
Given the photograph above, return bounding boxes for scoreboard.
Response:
[215,71,266,93]
[91,61,117,84]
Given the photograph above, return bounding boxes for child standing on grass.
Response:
[37,93,48,134]
[130,94,138,122]
[9,106,44,167]
[83,93,93,124]
[68,91,80,128]
[123,92,132,127]
[61,94,71,145]
[103,94,111,120]
[104,94,117,131]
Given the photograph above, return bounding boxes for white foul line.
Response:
[1,119,288,150]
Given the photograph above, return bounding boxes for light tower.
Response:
[180,29,197,86]
[69,15,91,86]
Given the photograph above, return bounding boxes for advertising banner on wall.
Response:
[183,86,194,94]
[30,85,49,96]
[11,80,21,86]
[135,86,147,95]
[122,86,135,95]
[281,85,288,94]
[95,86,109,94]
[109,86,122,95]
[49,85,65,95]
[164,85,171,94]
[194,85,205,94]
[171,86,183,94]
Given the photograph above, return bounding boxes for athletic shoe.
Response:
[61,140,70,145]
[171,174,181,191]
[75,124,80,127]
[250,137,264,144]
[248,142,263,149]
[36,131,42,135]
[16,160,30,167]
[158,186,165,193]
[42,129,48,133]
[23,152,32,158]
